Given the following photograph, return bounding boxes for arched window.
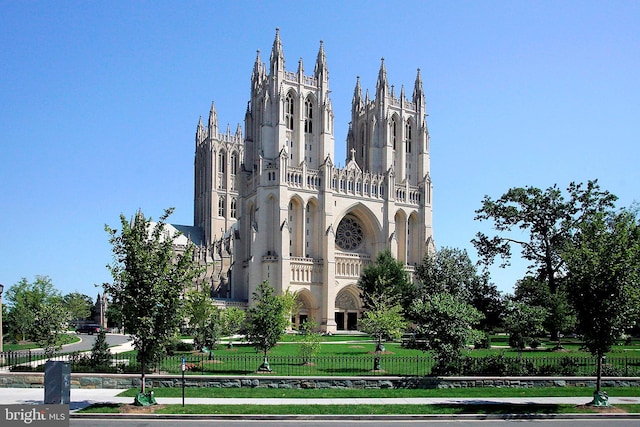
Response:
[304,98,313,134]
[392,117,398,150]
[285,93,294,130]
[405,121,412,153]
[230,152,238,175]
[218,197,225,217]
[230,198,237,218]
[218,151,226,173]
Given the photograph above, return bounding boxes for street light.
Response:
[0,283,4,354]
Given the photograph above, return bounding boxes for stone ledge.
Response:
[1,373,639,390]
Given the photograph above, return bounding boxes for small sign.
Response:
[1,405,69,426]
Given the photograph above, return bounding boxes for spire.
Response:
[196,116,204,142]
[269,27,285,74]
[297,57,304,76]
[376,57,388,95]
[314,40,328,79]
[352,76,363,111]
[252,49,263,82]
[412,68,424,103]
[208,101,218,136]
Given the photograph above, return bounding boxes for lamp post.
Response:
[0,283,4,356]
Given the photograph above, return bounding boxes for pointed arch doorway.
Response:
[334,285,363,331]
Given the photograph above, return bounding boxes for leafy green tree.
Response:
[415,247,504,331]
[29,299,70,357]
[473,180,616,341]
[220,306,246,348]
[513,276,576,348]
[5,276,62,342]
[409,292,484,375]
[357,250,414,311]
[359,288,407,370]
[63,292,93,328]
[90,329,112,370]
[297,318,322,364]
[183,286,220,352]
[104,208,201,394]
[563,208,640,400]
[503,300,547,354]
[246,281,289,372]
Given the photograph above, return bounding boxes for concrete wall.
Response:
[1,373,640,390]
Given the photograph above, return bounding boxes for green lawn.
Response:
[3,334,80,351]
[117,386,640,399]
[78,403,640,415]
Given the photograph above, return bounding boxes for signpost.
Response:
[181,357,186,407]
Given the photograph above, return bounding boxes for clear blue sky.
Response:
[1,1,639,298]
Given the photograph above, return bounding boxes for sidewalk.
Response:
[1,387,640,411]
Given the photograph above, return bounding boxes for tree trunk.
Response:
[596,351,603,393]
[140,351,146,394]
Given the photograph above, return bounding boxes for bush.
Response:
[529,339,541,349]
[474,333,491,349]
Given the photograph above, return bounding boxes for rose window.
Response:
[336,216,364,251]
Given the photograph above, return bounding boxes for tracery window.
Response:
[335,215,364,252]
[230,198,237,218]
[285,93,294,130]
[218,197,225,217]
[405,121,412,153]
[304,98,313,133]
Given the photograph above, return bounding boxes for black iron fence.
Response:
[3,350,640,377]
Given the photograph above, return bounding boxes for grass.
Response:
[117,386,640,399]
[78,403,640,415]
[3,334,80,351]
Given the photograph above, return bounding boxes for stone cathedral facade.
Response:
[175,30,434,332]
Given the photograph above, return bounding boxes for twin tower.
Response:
[188,29,433,332]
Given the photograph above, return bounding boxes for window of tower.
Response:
[392,118,398,150]
[230,153,238,175]
[218,197,225,217]
[406,122,412,153]
[230,198,237,218]
[304,98,313,134]
[218,152,226,173]
[285,93,294,130]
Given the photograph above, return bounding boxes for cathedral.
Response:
[173,29,434,332]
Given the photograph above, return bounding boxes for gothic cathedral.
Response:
[180,29,434,332]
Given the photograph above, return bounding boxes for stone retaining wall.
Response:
[1,373,640,389]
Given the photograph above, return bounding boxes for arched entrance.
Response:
[334,285,363,331]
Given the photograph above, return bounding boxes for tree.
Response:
[183,286,220,352]
[63,292,93,328]
[29,299,70,357]
[473,180,616,341]
[246,281,289,372]
[409,292,484,375]
[90,329,112,370]
[503,300,547,354]
[5,276,62,342]
[513,277,576,348]
[357,250,414,311]
[220,307,245,348]
[297,318,322,364]
[104,208,201,394]
[562,208,640,404]
[414,247,504,332]
[359,288,407,370]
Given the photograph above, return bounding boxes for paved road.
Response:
[69,420,640,426]
[61,333,131,353]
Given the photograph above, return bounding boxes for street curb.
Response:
[70,412,640,421]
